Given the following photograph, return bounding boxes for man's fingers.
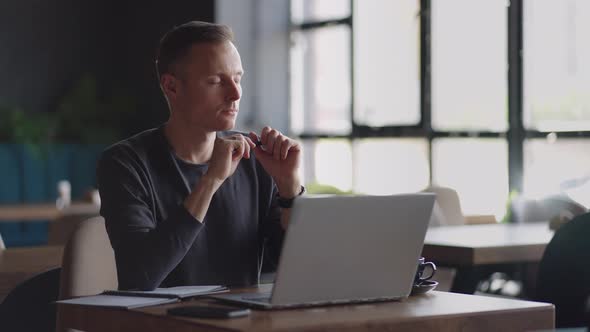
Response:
[280,138,294,160]
[231,139,246,161]
[244,135,257,150]
[252,128,302,160]
[264,129,280,155]
[274,135,288,160]
[260,126,272,146]
[223,135,248,160]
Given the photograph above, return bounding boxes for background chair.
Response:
[0,267,61,332]
[48,210,100,246]
[536,212,590,328]
[422,185,465,227]
[0,232,5,249]
[56,216,117,332]
[420,185,467,291]
[58,216,117,300]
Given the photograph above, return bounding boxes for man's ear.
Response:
[161,74,178,100]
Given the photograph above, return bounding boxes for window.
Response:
[524,138,590,204]
[300,139,353,191]
[432,138,509,218]
[290,26,351,134]
[523,0,590,131]
[431,0,508,131]
[354,138,429,195]
[289,0,590,218]
[291,0,350,24]
[353,0,421,126]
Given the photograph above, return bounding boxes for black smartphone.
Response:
[167,305,251,319]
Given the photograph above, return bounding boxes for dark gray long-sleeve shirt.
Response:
[97,126,284,290]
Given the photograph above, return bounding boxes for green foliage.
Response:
[306,182,354,195]
[0,105,58,158]
[500,190,520,223]
[0,74,137,147]
[0,105,57,143]
[56,75,135,144]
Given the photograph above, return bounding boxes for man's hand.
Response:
[205,134,256,185]
[249,127,302,198]
[185,134,256,222]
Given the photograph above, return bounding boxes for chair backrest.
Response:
[0,267,61,332]
[58,216,117,300]
[536,212,590,327]
[48,211,100,245]
[422,185,465,226]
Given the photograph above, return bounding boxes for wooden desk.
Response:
[57,285,554,332]
[423,223,554,267]
[0,203,99,222]
[0,245,64,301]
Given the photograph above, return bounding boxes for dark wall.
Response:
[110,1,216,134]
[0,0,215,138]
[0,0,109,113]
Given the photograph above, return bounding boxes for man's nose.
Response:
[226,81,241,101]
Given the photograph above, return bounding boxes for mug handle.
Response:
[419,262,437,281]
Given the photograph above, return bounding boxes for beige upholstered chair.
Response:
[48,210,100,245]
[56,216,117,332]
[422,185,466,227]
[58,216,117,300]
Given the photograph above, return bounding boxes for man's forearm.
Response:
[183,175,222,222]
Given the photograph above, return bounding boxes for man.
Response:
[97,21,303,290]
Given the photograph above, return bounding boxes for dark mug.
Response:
[414,257,436,285]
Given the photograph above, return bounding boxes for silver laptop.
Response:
[212,193,435,309]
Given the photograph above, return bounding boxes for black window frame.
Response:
[290,0,590,219]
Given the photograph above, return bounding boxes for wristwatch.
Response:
[276,185,306,208]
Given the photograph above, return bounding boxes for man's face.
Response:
[165,41,243,132]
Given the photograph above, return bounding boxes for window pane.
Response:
[353,0,420,126]
[524,138,590,207]
[431,0,508,131]
[353,138,429,195]
[300,139,352,192]
[432,138,509,219]
[290,26,352,134]
[291,0,350,23]
[523,0,590,131]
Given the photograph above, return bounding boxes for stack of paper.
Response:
[56,285,228,309]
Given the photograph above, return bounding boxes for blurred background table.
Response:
[423,223,554,266]
[0,203,99,222]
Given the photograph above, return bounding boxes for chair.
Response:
[535,212,590,328]
[48,210,100,245]
[56,216,117,332]
[0,267,61,332]
[58,216,117,300]
[0,232,5,249]
[422,185,466,227]
[420,186,467,291]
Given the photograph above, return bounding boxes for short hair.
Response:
[156,21,234,80]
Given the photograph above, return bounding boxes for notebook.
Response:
[211,193,435,309]
[56,285,228,309]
